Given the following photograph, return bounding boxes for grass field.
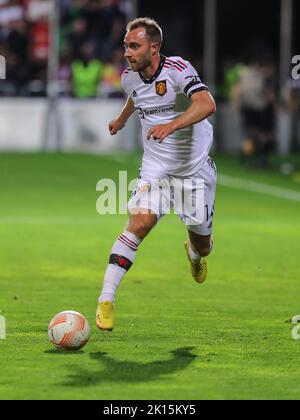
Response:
[0,152,300,400]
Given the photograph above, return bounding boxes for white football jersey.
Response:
[121,55,214,179]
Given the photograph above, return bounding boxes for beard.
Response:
[130,57,151,72]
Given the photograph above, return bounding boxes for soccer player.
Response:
[96,17,217,331]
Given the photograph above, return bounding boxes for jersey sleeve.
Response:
[173,59,209,98]
[121,69,131,96]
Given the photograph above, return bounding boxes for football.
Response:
[48,311,90,350]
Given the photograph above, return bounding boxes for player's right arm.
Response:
[109,96,135,135]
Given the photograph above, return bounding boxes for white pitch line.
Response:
[0,175,299,225]
[218,174,300,203]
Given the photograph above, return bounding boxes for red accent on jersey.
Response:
[165,59,186,69]
[165,60,184,72]
[177,60,188,69]
[172,64,184,72]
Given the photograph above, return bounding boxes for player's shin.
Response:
[98,231,142,303]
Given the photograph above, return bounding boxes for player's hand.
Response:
[109,119,125,135]
[147,123,176,143]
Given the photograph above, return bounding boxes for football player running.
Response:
[96,17,217,331]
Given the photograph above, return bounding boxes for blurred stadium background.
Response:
[0,0,299,163]
[1,0,300,401]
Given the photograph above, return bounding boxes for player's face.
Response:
[124,28,156,72]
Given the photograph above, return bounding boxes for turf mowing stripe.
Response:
[219,174,300,203]
[0,217,102,225]
[0,176,300,226]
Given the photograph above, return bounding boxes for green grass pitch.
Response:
[0,152,300,400]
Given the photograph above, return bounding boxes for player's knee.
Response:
[127,218,154,240]
[131,223,152,240]
[127,212,157,240]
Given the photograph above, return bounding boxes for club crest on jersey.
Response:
[156,80,167,96]
[138,182,151,193]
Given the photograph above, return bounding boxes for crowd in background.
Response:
[0,0,127,97]
[221,58,300,166]
[221,59,277,167]
[0,0,299,162]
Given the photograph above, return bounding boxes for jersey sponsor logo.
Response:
[137,108,146,119]
[137,104,176,120]
[156,80,167,96]
[132,90,137,97]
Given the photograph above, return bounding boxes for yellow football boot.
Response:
[184,240,208,284]
[96,301,114,331]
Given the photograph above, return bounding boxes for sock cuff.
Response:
[124,230,142,245]
[117,230,141,251]
[189,242,200,259]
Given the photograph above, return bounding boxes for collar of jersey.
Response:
[138,55,166,84]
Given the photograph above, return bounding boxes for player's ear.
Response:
[151,42,159,56]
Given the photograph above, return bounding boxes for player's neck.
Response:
[140,54,162,80]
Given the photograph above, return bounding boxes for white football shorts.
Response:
[128,157,217,236]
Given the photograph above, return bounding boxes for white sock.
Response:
[98,231,141,303]
[189,242,201,262]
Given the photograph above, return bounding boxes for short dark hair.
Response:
[126,17,163,47]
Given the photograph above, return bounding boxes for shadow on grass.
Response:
[44,349,86,355]
[62,347,197,387]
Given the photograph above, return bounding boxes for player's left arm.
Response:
[147,91,216,143]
